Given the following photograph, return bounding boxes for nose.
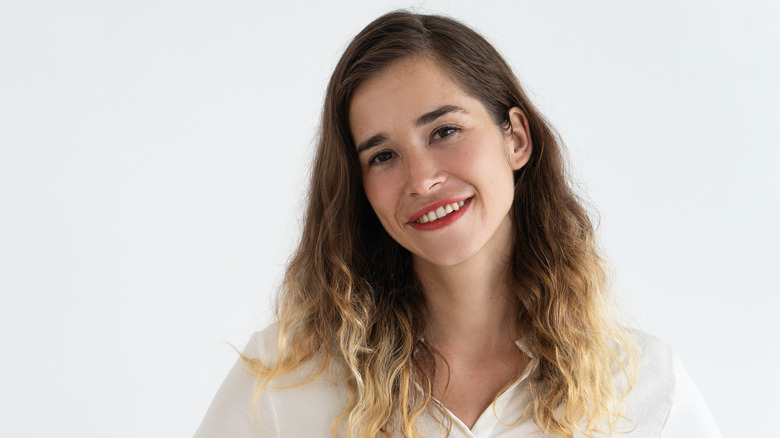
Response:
[404,149,445,196]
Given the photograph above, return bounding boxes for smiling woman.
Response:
[351,57,528,267]
[194,10,721,438]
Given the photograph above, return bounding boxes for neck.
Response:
[414,216,519,354]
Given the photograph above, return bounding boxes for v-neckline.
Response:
[421,339,539,437]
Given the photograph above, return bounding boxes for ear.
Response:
[505,107,532,171]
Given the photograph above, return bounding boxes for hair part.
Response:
[244,10,638,438]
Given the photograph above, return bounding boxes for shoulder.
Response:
[254,323,349,436]
[242,323,281,365]
[194,326,280,438]
[632,329,678,392]
[195,324,346,438]
[195,324,348,438]
[622,330,721,438]
[621,330,676,434]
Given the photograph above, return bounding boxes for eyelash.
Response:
[430,125,460,142]
[368,150,395,166]
[366,125,462,167]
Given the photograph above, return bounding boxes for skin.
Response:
[349,56,533,429]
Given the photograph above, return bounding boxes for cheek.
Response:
[363,174,407,242]
[362,172,396,219]
[450,137,514,183]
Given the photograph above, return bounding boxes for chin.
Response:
[413,245,480,268]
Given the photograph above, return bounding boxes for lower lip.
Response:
[408,198,471,231]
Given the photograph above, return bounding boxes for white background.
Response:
[1,0,777,436]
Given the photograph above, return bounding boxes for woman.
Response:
[195,11,720,438]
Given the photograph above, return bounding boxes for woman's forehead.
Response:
[348,57,478,140]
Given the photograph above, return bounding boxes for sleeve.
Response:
[193,332,280,438]
[659,354,722,438]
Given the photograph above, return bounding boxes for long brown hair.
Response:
[246,10,637,438]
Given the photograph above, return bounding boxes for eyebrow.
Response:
[415,105,465,128]
[355,133,389,155]
[355,105,466,155]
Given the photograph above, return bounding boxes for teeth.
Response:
[415,200,468,223]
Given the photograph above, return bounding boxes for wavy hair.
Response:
[245,10,638,438]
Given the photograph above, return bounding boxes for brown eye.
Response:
[368,150,395,166]
[431,125,460,141]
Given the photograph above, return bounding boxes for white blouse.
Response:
[194,325,721,438]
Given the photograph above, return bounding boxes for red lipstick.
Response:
[408,197,472,231]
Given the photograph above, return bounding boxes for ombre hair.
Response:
[245,10,638,438]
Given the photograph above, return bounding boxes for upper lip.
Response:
[407,196,471,223]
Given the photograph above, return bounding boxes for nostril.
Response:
[404,154,445,195]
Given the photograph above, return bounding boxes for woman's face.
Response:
[349,57,532,267]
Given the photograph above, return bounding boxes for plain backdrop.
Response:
[1,0,778,436]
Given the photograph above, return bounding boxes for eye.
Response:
[368,150,396,166]
[430,125,460,142]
